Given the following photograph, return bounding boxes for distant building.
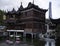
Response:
[4,2,47,38]
[45,2,60,38]
[45,19,55,33]
[45,2,56,33]
[48,2,60,31]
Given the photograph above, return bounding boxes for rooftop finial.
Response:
[33,0,34,4]
[19,2,23,10]
[21,2,22,5]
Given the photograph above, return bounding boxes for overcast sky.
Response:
[0,0,60,19]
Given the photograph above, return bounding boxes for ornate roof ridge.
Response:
[18,2,47,12]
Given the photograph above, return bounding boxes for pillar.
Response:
[23,37,26,42]
[23,32,26,37]
[23,32,26,42]
[9,32,10,36]
[34,33,36,38]
[16,32,17,36]
[14,32,15,37]
[47,24,49,32]
[31,33,33,38]
[14,32,15,40]
[8,32,11,40]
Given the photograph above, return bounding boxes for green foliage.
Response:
[0,36,5,41]
[56,24,60,37]
[0,10,5,25]
[33,39,45,46]
[56,25,60,32]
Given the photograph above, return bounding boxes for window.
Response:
[25,12,27,16]
[9,15,13,18]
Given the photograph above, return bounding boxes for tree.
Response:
[55,24,60,46]
[55,24,60,38]
[0,10,5,25]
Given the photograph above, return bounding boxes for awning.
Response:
[7,30,24,32]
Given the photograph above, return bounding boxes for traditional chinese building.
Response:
[5,2,47,38]
[45,2,60,39]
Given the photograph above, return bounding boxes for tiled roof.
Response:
[6,2,47,15]
[50,18,60,24]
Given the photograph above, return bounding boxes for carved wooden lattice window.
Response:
[25,12,27,16]
[9,15,13,18]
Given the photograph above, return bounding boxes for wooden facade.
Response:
[5,2,47,34]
